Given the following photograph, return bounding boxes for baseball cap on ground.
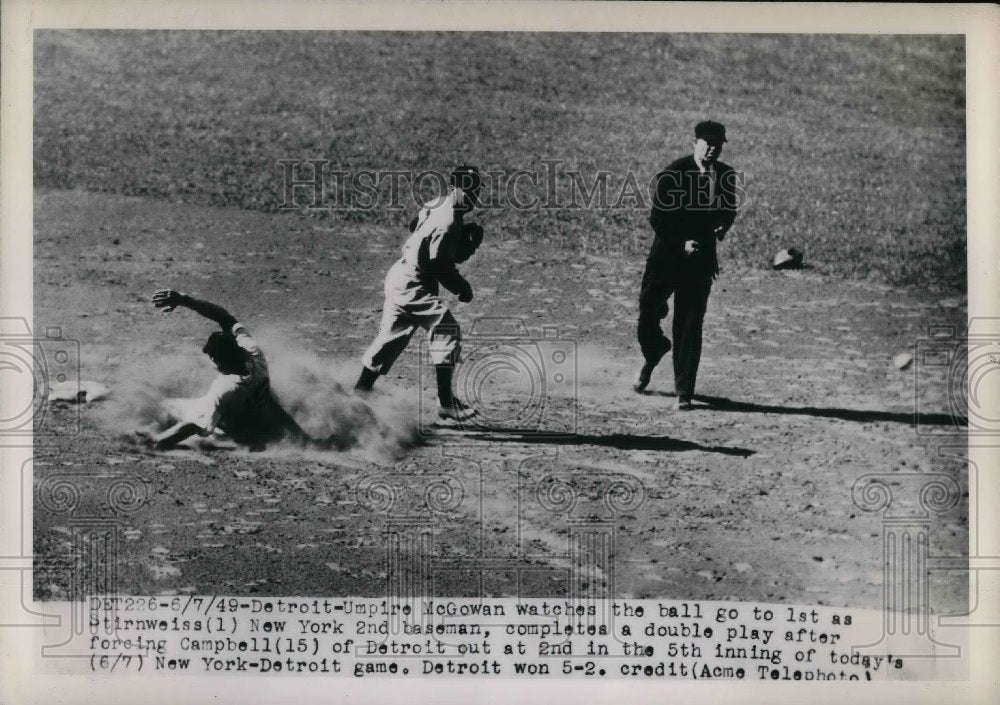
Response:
[450,165,483,204]
[773,247,804,270]
[695,120,727,142]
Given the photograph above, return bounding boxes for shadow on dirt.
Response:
[691,394,965,427]
[445,426,755,457]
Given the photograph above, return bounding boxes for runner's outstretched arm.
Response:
[152,290,238,330]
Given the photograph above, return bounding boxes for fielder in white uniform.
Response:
[142,290,308,450]
[354,166,484,422]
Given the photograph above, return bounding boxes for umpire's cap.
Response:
[695,120,727,143]
[449,165,483,205]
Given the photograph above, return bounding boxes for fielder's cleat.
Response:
[677,397,694,411]
[354,366,378,394]
[633,362,655,393]
[438,398,479,422]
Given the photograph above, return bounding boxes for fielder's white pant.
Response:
[361,263,461,374]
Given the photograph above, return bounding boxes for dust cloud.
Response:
[88,328,423,462]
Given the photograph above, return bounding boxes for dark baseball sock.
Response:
[435,365,455,408]
[354,366,379,392]
[274,406,313,447]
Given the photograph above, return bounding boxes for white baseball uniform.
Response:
[160,322,270,435]
[362,190,470,374]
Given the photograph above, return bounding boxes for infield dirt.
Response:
[33,188,968,609]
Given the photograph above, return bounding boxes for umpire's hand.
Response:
[684,240,700,256]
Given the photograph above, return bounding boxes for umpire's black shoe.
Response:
[633,362,655,393]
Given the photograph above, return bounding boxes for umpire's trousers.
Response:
[637,269,712,400]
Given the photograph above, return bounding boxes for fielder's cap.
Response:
[450,165,483,200]
[695,120,728,143]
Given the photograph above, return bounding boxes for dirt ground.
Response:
[32,188,968,611]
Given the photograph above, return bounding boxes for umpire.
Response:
[635,120,739,409]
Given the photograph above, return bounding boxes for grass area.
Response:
[34,31,965,292]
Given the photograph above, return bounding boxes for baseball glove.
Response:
[453,222,484,264]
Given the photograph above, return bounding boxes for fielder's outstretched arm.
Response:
[152,290,238,330]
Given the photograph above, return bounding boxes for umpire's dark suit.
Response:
[638,154,738,401]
